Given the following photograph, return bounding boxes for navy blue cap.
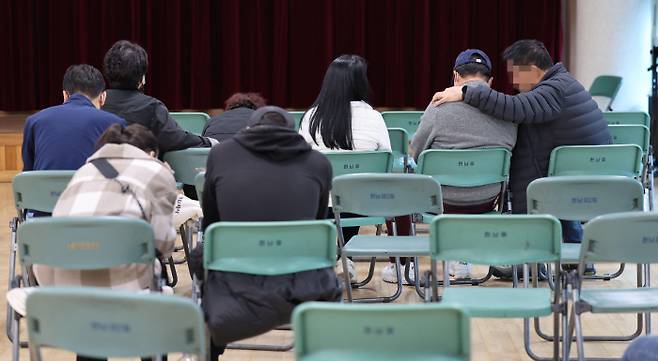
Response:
[453,49,492,72]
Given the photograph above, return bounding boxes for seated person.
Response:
[412,49,516,279]
[202,92,266,141]
[101,40,217,154]
[34,124,177,291]
[22,64,125,172]
[190,106,341,360]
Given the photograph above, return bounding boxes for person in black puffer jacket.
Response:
[202,92,266,142]
[101,40,216,154]
[431,39,611,276]
[189,106,341,360]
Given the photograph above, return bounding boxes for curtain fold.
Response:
[0,0,561,111]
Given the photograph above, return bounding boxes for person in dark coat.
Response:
[101,40,216,154]
[22,64,125,172]
[202,92,266,142]
[431,39,610,275]
[189,106,340,360]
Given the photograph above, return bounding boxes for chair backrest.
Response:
[12,171,75,213]
[26,287,205,359]
[169,112,210,135]
[17,216,155,270]
[289,111,305,131]
[387,127,409,159]
[416,148,511,187]
[324,151,393,178]
[608,125,651,154]
[526,176,644,221]
[194,172,205,206]
[381,111,423,136]
[203,220,337,275]
[332,173,443,217]
[293,302,469,361]
[163,148,211,185]
[581,212,658,264]
[548,144,643,178]
[589,75,622,98]
[603,112,650,128]
[429,214,561,265]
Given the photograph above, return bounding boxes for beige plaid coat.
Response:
[34,143,177,289]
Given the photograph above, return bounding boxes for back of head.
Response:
[247,106,295,129]
[96,124,159,156]
[62,64,106,99]
[502,39,554,70]
[309,54,370,150]
[453,49,492,82]
[224,92,267,111]
[103,40,149,90]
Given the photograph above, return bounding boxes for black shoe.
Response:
[491,264,548,281]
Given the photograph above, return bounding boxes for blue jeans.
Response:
[561,220,583,244]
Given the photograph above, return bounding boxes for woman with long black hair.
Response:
[300,55,414,285]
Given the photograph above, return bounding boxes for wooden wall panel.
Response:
[0,133,23,182]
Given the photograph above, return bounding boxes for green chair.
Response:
[170,112,210,135]
[332,173,443,302]
[324,151,393,228]
[289,111,305,131]
[608,124,654,211]
[526,176,646,345]
[292,302,470,361]
[381,111,423,137]
[603,112,650,128]
[548,144,643,179]
[416,148,512,286]
[201,220,337,351]
[10,216,157,361]
[26,287,205,360]
[589,75,622,111]
[6,171,74,350]
[428,214,563,361]
[194,172,205,207]
[387,127,410,173]
[417,147,512,220]
[570,212,658,361]
[163,147,211,274]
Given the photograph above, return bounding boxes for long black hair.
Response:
[307,54,371,150]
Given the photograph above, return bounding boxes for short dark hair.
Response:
[502,39,554,70]
[454,54,491,81]
[103,40,149,90]
[62,64,106,98]
[96,124,159,156]
[224,92,267,111]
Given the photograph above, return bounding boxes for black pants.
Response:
[326,208,361,245]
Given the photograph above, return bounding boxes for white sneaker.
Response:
[449,261,472,280]
[381,263,415,285]
[335,258,357,282]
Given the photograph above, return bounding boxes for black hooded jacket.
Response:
[189,125,339,346]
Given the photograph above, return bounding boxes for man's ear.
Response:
[62,90,70,103]
[488,77,494,86]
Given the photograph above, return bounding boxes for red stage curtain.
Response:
[0,0,561,111]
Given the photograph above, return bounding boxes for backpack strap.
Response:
[91,158,119,179]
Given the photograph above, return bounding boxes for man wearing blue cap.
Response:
[411,49,517,279]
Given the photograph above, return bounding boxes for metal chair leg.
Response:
[350,257,403,303]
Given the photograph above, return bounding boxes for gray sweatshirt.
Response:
[411,80,517,206]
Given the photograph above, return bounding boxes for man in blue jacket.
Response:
[431,39,610,275]
[22,64,125,171]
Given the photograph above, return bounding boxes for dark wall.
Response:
[0,0,561,111]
